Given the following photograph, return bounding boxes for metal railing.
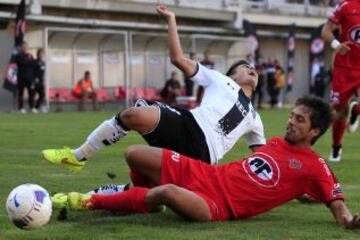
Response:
[125,0,336,16]
[240,0,335,16]
[126,0,239,9]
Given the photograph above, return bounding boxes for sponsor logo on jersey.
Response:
[217,89,250,136]
[288,159,302,170]
[348,25,360,46]
[243,152,280,188]
[171,151,180,162]
[332,183,343,196]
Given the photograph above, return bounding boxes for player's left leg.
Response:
[42,103,160,172]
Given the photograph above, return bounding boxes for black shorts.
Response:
[142,103,211,164]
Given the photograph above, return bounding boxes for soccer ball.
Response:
[6,184,52,230]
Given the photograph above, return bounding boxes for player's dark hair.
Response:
[295,96,333,145]
[84,70,91,77]
[226,60,250,77]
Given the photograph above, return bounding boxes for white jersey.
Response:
[190,63,266,164]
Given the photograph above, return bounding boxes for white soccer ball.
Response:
[6,183,52,230]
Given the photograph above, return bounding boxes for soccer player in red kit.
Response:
[322,0,360,162]
[54,96,360,229]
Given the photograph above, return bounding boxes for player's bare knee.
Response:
[124,145,144,166]
[156,184,178,203]
[120,107,140,126]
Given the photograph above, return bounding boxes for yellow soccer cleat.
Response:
[68,192,93,210]
[41,148,85,173]
[51,193,69,209]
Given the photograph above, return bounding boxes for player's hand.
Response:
[156,5,175,20]
[342,213,360,229]
[335,41,352,55]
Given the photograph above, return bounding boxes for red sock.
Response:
[91,187,150,213]
[130,169,157,188]
[332,119,347,146]
[353,103,360,115]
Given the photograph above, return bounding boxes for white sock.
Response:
[86,184,126,195]
[73,117,128,160]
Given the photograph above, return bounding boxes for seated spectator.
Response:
[161,71,181,104]
[73,70,98,111]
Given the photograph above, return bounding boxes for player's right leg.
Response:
[52,146,221,221]
[58,184,212,221]
[42,103,160,172]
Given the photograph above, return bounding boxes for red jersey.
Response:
[217,137,344,219]
[329,0,360,69]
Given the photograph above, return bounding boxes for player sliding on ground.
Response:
[42,6,265,173]
[52,96,360,228]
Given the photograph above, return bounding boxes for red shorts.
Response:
[330,68,360,109]
[160,149,231,221]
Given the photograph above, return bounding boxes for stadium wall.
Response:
[0,0,332,112]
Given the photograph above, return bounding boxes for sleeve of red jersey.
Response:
[305,159,344,205]
[328,2,345,25]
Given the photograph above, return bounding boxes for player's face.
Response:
[285,105,319,146]
[233,64,258,90]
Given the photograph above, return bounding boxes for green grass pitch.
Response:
[0,109,359,240]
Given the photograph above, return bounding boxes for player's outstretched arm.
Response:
[329,200,360,229]
[156,5,197,77]
[321,21,352,56]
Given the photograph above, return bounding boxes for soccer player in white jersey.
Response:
[42,6,265,187]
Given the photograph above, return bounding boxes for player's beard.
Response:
[285,128,308,146]
[284,125,297,144]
